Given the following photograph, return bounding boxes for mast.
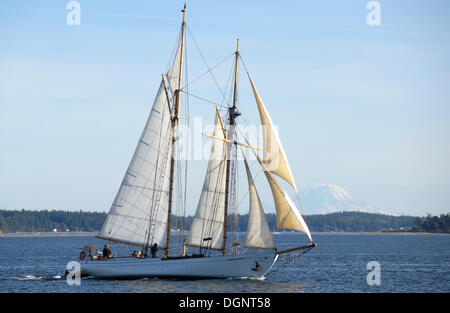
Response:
[222,38,239,256]
[166,4,186,256]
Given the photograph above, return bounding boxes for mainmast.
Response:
[222,38,240,256]
[166,4,186,256]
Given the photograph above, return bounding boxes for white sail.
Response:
[97,30,187,248]
[243,158,275,250]
[248,75,298,192]
[95,36,188,248]
[187,111,228,250]
[97,80,173,247]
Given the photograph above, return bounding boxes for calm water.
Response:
[0,233,448,293]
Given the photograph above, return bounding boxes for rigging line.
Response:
[180,52,235,90]
[179,90,228,109]
[186,24,232,108]
[165,24,183,74]
[220,55,236,110]
[294,189,308,218]
[236,53,273,123]
[265,246,314,277]
[238,53,252,79]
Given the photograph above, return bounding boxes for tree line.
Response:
[0,209,106,233]
[302,211,417,232]
[410,214,450,234]
[1,209,442,234]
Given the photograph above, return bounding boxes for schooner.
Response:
[80,5,316,280]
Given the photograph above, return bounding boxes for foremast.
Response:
[166,4,186,256]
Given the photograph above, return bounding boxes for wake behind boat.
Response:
[78,4,316,280]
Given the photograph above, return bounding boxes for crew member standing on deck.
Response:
[151,243,158,258]
[103,244,112,259]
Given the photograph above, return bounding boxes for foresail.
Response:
[262,167,313,242]
[248,75,297,192]
[243,158,275,250]
[97,80,173,248]
[187,111,227,250]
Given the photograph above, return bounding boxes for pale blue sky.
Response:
[1,1,449,216]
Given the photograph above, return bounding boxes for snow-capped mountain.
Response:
[299,183,394,215]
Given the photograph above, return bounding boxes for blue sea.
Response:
[0,232,449,293]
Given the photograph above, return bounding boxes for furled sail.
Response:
[187,111,228,250]
[248,75,298,192]
[96,40,184,247]
[243,157,275,250]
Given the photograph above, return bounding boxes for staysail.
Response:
[187,111,228,250]
[248,75,298,192]
[243,157,275,250]
[256,156,313,242]
[240,103,313,242]
[96,36,184,247]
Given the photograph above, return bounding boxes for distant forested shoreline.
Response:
[0,209,448,234]
[410,214,450,234]
[0,210,106,233]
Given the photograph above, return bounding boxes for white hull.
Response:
[81,251,278,280]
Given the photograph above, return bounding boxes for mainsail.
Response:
[243,157,275,250]
[187,111,228,250]
[96,37,184,248]
[97,81,173,247]
[248,75,298,192]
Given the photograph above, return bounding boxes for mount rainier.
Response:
[298,183,395,215]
